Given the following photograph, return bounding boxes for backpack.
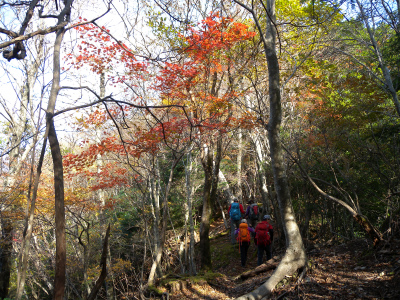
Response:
[256,222,271,246]
[237,223,251,244]
[249,203,259,220]
[230,202,241,221]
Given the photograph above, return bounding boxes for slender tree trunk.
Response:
[16,122,48,300]
[149,167,161,276]
[46,3,73,296]
[5,37,44,299]
[87,224,111,300]
[184,150,197,275]
[355,0,400,117]
[237,128,243,201]
[47,116,66,300]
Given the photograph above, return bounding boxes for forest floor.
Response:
[158,220,400,299]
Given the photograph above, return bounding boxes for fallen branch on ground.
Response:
[235,256,280,281]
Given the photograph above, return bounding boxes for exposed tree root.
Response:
[235,256,280,281]
[234,245,307,300]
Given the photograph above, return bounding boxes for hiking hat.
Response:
[263,215,271,220]
[241,219,247,223]
[233,198,239,202]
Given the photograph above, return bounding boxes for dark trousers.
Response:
[239,241,250,267]
[230,219,240,244]
[247,218,257,228]
[257,243,272,266]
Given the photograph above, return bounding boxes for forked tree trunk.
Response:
[148,155,182,285]
[234,0,307,299]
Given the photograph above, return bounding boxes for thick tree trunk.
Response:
[234,0,307,298]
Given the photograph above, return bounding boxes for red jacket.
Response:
[255,220,274,240]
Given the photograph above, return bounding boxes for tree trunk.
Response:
[5,37,44,299]
[0,221,12,299]
[148,155,182,285]
[233,0,307,298]
[47,116,66,300]
[199,137,223,270]
[237,127,243,201]
[184,150,196,275]
[199,145,213,270]
[355,0,400,117]
[16,123,48,300]
[46,3,73,298]
[87,224,111,300]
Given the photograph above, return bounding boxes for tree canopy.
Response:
[0,0,399,299]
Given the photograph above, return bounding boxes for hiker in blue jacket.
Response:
[228,198,245,244]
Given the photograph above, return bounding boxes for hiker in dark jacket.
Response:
[235,219,255,267]
[255,214,274,265]
[244,199,259,228]
[228,198,245,244]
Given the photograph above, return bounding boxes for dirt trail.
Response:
[162,220,400,299]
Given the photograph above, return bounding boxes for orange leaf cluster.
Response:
[66,21,147,83]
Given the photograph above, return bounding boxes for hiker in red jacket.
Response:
[235,219,255,267]
[255,214,274,265]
